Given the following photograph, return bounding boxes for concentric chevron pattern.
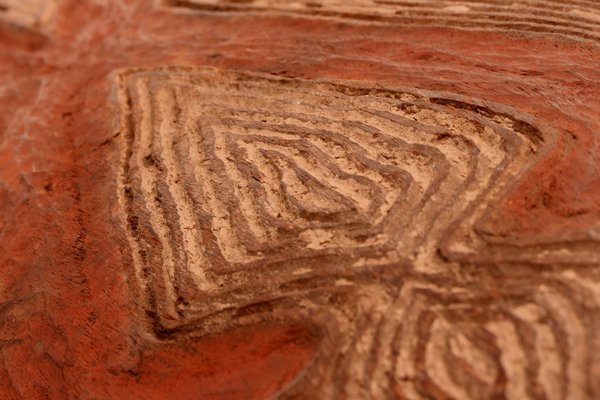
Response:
[0,0,54,32]
[113,67,599,398]
[162,0,600,44]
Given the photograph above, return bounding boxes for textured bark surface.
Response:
[1,0,599,399]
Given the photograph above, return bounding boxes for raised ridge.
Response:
[161,0,600,45]
[113,66,597,398]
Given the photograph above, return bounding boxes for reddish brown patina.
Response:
[0,0,599,399]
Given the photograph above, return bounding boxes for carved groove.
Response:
[161,0,600,45]
[114,67,598,398]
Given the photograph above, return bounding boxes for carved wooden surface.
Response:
[164,0,600,43]
[1,0,599,399]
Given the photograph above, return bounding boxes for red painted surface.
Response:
[1,0,599,398]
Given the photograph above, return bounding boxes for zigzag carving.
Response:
[114,67,598,398]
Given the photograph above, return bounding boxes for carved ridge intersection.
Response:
[112,66,598,398]
[112,65,568,332]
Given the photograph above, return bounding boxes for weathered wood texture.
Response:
[0,0,599,399]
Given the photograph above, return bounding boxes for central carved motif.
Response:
[114,67,572,398]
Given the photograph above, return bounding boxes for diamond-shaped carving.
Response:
[114,67,550,329]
